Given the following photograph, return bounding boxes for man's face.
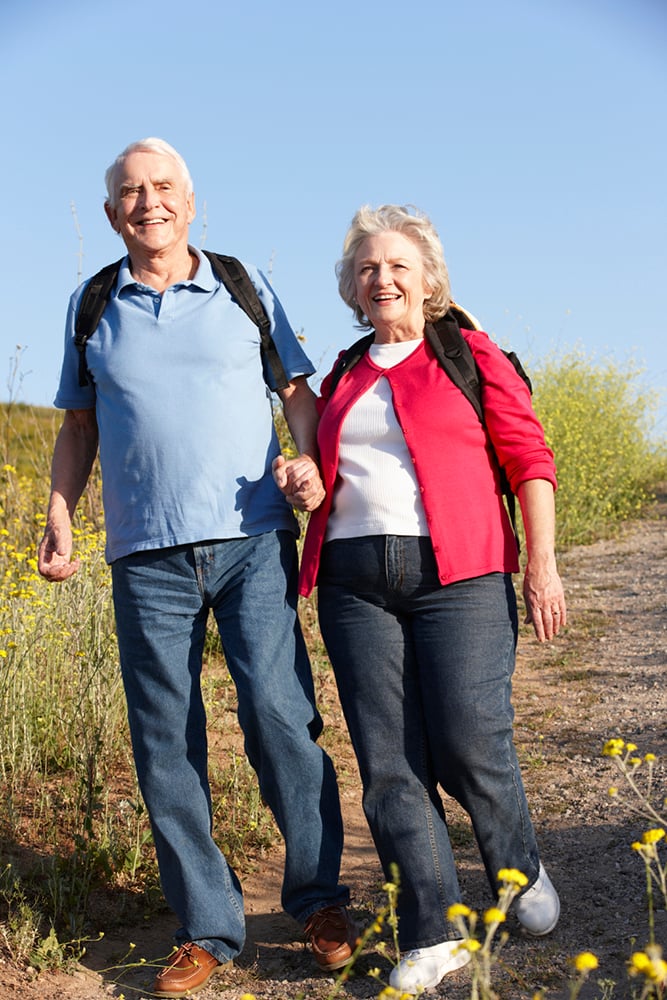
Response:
[104,150,195,260]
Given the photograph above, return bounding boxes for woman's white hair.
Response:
[336,204,451,329]
[104,137,194,206]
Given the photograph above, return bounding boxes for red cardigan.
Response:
[299,329,557,597]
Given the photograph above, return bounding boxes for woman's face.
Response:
[353,231,431,341]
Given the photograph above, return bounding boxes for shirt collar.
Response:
[115,246,217,293]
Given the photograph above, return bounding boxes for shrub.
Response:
[529,348,666,546]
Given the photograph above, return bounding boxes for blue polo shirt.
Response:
[55,248,314,562]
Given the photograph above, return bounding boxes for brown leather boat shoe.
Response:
[153,942,221,997]
[304,904,358,971]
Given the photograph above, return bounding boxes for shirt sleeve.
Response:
[466,329,558,492]
[244,264,315,390]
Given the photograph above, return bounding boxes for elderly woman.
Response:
[276,204,566,994]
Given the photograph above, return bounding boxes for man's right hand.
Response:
[38,522,80,581]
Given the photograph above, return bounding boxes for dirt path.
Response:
[4,498,667,999]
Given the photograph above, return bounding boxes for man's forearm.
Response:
[47,409,99,522]
[278,377,320,460]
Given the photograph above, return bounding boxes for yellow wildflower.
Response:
[574,952,598,972]
[483,907,506,925]
[497,868,528,888]
[602,738,625,757]
[641,828,666,845]
[630,952,650,974]
[447,903,472,919]
[629,950,667,984]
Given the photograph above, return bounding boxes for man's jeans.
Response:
[111,531,347,963]
[318,535,539,950]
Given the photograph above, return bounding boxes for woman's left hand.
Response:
[272,454,326,512]
[522,556,567,642]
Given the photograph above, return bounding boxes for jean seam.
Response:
[422,767,447,913]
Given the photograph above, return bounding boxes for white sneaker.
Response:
[514,863,560,935]
[389,939,471,994]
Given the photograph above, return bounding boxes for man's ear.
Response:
[187,191,196,224]
[104,200,120,233]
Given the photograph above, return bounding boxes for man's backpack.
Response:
[73,250,289,390]
[326,304,532,544]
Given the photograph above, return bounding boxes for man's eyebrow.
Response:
[120,176,173,192]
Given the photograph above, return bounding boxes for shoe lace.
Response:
[171,942,198,968]
[305,905,346,936]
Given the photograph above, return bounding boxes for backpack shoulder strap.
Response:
[74,258,124,387]
[503,350,533,394]
[426,308,524,547]
[326,332,375,399]
[326,306,484,411]
[425,311,484,424]
[72,252,290,392]
[204,251,289,390]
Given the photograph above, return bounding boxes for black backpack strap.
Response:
[503,350,533,395]
[425,312,484,424]
[326,332,375,399]
[205,251,289,390]
[74,258,124,387]
[326,311,483,416]
[426,309,522,548]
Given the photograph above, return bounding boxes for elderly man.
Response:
[38,138,354,998]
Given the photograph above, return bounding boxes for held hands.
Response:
[272,454,326,512]
[37,521,80,582]
[522,556,567,643]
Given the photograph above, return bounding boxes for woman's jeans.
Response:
[318,535,539,950]
[111,530,347,964]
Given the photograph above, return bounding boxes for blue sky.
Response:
[2,0,665,433]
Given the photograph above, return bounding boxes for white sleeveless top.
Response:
[325,339,430,541]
